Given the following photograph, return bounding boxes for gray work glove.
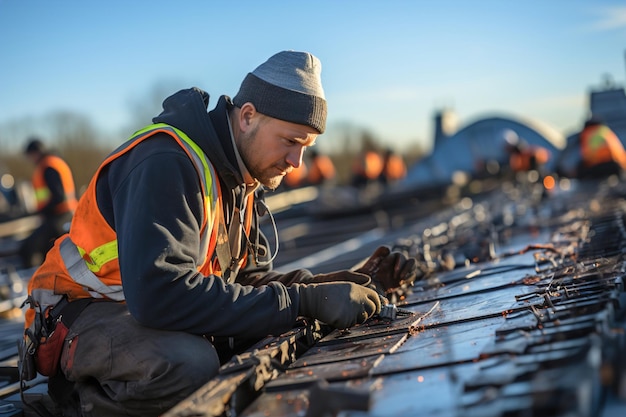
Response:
[355,246,419,294]
[304,271,372,286]
[296,282,382,329]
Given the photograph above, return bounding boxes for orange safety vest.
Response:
[509,146,550,172]
[307,155,335,185]
[24,123,254,335]
[353,151,384,180]
[580,124,626,169]
[32,154,77,214]
[382,154,407,182]
[284,162,308,188]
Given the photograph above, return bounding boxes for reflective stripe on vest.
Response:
[581,125,614,166]
[59,124,220,300]
[60,237,125,300]
[78,240,118,273]
[34,187,51,205]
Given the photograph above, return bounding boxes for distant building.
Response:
[432,108,458,147]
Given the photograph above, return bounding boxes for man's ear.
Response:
[238,102,257,132]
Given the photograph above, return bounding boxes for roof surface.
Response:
[164,176,626,417]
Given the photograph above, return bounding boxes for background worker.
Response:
[306,148,336,186]
[19,138,77,268]
[283,149,336,189]
[22,51,418,417]
[575,117,626,179]
[351,148,384,188]
[380,147,407,186]
[502,130,551,179]
[282,160,309,189]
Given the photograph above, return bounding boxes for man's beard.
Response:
[239,127,284,190]
[260,172,283,191]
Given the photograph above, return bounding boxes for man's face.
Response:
[238,114,318,190]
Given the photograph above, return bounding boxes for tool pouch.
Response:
[18,338,37,382]
[22,296,94,379]
[34,319,69,377]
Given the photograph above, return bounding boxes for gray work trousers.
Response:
[55,301,220,417]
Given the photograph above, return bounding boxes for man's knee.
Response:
[167,335,221,388]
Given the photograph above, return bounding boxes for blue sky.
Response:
[1,0,625,154]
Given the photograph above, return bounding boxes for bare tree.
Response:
[0,111,110,194]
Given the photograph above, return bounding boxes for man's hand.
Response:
[355,246,419,293]
[296,282,381,329]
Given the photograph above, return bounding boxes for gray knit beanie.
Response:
[233,50,327,134]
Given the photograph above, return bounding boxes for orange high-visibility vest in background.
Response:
[353,151,384,181]
[307,154,335,185]
[284,162,308,188]
[509,146,550,172]
[32,154,77,214]
[382,153,407,182]
[580,124,626,170]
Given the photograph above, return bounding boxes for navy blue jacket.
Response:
[94,88,312,338]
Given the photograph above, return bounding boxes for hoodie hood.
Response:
[152,87,244,189]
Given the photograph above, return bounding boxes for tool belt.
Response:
[21,296,95,379]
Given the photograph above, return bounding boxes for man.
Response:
[576,117,626,179]
[502,130,551,178]
[380,148,407,186]
[282,159,308,189]
[21,51,418,416]
[351,148,384,188]
[19,138,77,268]
[306,148,336,186]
